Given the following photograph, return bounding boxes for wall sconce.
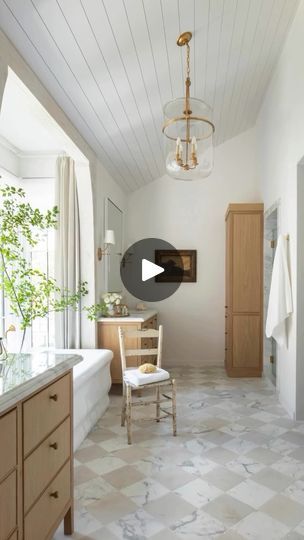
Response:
[97,229,115,261]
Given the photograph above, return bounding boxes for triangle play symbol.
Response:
[142,258,164,282]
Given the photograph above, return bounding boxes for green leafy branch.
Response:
[0,184,88,348]
[84,301,108,321]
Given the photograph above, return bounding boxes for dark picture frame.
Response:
[155,250,197,283]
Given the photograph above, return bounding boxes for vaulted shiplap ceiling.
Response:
[0,0,300,192]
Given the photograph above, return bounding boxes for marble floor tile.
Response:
[289,447,304,462]
[144,493,196,527]
[112,445,150,464]
[284,532,304,540]
[75,444,107,463]
[295,519,304,536]
[175,477,222,507]
[205,446,238,464]
[74,465,97,486]
[87,492,138,525]
[226,456,266,478]
[75,477,115,507]
[233,511,289,539]
[252,467,293,492]
[203,494,253,527]
[53,367,304,539]
[203,430,233,445]
[281,431,304,446]
[152,466,196,490]
[244,447,281,465]
[121,478,169,506]
[228,479,275,509]
[271,456,304,480]
[103,464,145,489]
[260,494,304,527]
[86,456,127,475]
[223,437,257,455]
[203,466,244,491]
[170,509,226,539]
[107,508,165,539]
[284,479,304,505]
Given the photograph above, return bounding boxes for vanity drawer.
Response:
[24,417,71,514]
[0,409,17,482]
[0,471,17,540]
[24,460,70,540]
[23,374,71,457]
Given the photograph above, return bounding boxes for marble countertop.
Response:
[98,309,158,323]
[0,352,82,415]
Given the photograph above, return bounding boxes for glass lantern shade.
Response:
[163,97,214,180]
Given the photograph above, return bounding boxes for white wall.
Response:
[255,0,304,419]
[126,128,260,367]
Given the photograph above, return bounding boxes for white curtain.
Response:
[0,58,8,113]
[55,156,81,348]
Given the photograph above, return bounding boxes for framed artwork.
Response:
[155,250,197,283]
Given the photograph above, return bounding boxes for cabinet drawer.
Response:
[0,409,17,482]
[0,471,17,540]
[24,461,70,540]
[24,417,71,514]
[23,374,71,457]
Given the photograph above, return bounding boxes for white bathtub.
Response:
[49,349,113,450]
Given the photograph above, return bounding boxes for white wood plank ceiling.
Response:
[0,0,299,191]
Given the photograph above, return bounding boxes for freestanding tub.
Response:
[49,349,113,450]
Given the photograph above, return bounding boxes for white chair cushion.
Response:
[124,367,170,387]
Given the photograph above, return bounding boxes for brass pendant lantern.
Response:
[162,32,215,180]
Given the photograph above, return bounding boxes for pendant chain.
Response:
[186,43,190,79]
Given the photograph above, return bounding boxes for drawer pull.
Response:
[50,490,59,499]
[49,394,58,401]
[49,442,58,450]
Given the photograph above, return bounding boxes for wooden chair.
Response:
[118,325,177,444]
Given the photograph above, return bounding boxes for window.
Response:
[0,176,55,351]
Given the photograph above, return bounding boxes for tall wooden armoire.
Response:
[225,203,264,377]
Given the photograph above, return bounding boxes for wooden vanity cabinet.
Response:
[0,372,73,540]
[98,314,158,383]
[225,203,264,377]
[0,409,18,540]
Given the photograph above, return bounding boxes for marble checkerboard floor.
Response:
[54,367,304,539]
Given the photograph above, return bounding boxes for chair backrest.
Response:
[118,325,163,374]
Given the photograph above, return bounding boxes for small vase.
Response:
[107,303,115,316]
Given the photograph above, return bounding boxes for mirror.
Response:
[105,198,123,292]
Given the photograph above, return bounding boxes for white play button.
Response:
[142,258,164,282]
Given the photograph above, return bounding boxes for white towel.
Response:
[124,367,170,387]
[266,234,293,347]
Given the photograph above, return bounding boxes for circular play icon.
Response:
[120,238,183,302]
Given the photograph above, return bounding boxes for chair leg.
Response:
[126,384,132,444]
[121,383,127,427]
[172,379,177,436]
[156,385,160,422]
